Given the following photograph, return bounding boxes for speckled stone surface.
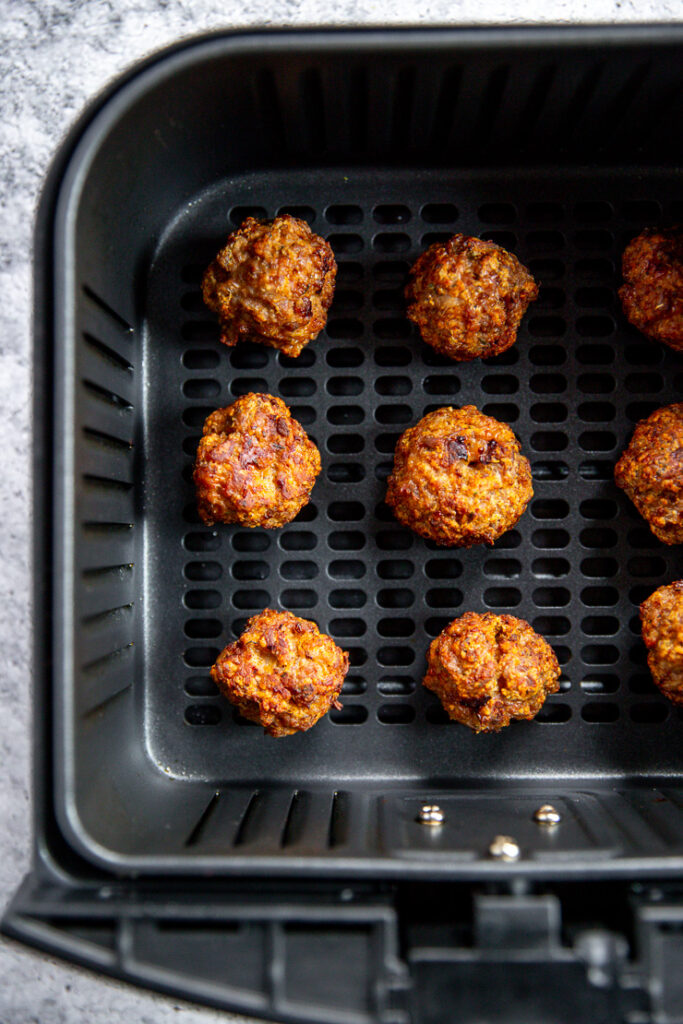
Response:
[0,2,680,1021]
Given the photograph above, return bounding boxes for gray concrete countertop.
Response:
[0,2,679,1021]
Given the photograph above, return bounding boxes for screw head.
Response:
[417,804,445,826]
[534,804,562,826]
[489,835,521,861]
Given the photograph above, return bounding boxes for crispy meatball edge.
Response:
[640,581,683,706]
[614,402,683,546]
[201,214,337,358]
[619,227,683,350]
[210,609,349,737]
[193,392,321,530]
[385,404,533,547]
[405,233,539,362]
[423,611,561,733]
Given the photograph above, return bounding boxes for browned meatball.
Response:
[202,214,337,357]
[405,233,538,361]
[640,581,683,706]
[385,405,533,547]
[211,609,349,736]
[194,393,320,528]
[614,403,683,545]
[619,227,683,350]
[423,612,561,732]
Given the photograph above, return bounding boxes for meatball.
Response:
[640,581,683,706]
[201,214,336,358]
[194,393,320,528]
[385,405,533,547]
[405,233,538,361]
[614,403,683,545]
[619,227,683,350]
[423,612,561,733]
[211,609,349,736]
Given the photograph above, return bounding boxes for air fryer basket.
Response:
[5,26,683,1024]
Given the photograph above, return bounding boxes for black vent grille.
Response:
[75,284,137,717]
[248,55,683,164]
[127,166,683,787]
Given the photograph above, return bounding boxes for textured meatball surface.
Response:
[641,581,683,706]
[202,214,337,357]
[423,612,561,733]
[211,609,349,736]
[405,233,538,361]
[194,393,320,528]
[614,403,683,545]
[385,405,533,547]
[619,228,683,349]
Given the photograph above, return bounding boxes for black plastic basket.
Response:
[5,26,683,1024]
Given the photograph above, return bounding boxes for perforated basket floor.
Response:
[140,166,683,788]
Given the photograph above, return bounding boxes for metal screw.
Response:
[417,804,445,826]
[489,835,521,861]
[533,804,562,827]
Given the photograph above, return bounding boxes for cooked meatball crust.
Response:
[405,233,538,361]
[194,393,320,528]
[640,581,683,706]
[614,403,683,545]
[619,227,683,350]
[385,405,533,547]
[202,214,337,357]
[423,612,561,733]
[211,609,349,736]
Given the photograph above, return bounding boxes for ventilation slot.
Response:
[475,64,510,148]
[431,66,462,150]
[565,62,605,142]
[83,332,133,372]
[185,793,220,847]
[601,60,652,145]
[255,68,286,153]
[391,67,416,152]
[82,284,133,332]
[517,63,556,144]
